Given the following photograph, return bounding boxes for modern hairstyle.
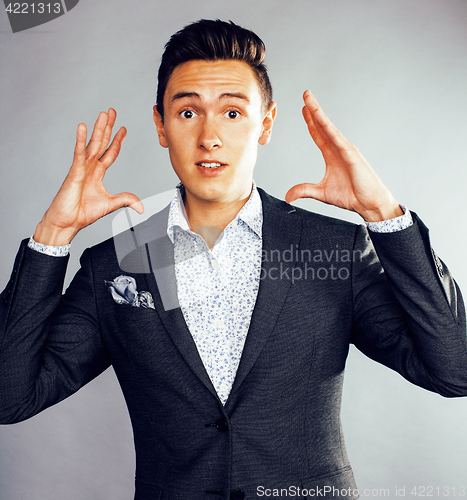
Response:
[156,19,273,120]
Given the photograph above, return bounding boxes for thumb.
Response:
[109,193,144,215]
[285,183,325,204]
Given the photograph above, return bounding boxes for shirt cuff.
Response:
[365,205,413,233]
[28,236,71,257]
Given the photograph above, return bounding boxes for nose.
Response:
[198,117,222,151]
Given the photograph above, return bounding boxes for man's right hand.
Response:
[33,109,143,247]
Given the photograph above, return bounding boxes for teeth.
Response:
[199,163,222,168]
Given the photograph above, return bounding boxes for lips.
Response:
[195,161,227,176]
[196,161,226,169]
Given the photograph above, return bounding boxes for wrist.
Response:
[360,201,403,223]
[33,219,79,246]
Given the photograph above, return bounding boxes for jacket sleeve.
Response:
[350,212,467,397]
[0,240,111,424]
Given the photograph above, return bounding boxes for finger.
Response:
[99,126,127,168]
[98,108,117,158]
[285,183,325,204]
[108,192,144,215]
[303,90,328,123]
[303,92,338,139]
[302,92,341,152]
[87,111,110,159]
[107,108,117,128]
[303,91,348,150]
[73,123,88,162]
[303,90,319,111]
[302,105,329,152]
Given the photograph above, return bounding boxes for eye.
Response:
[225,110,240,119]
[180,109,197,119]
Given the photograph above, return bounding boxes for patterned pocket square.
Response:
[105,275,155,309]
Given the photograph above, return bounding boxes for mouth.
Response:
[195,161,228,176]
[197,162,225,169]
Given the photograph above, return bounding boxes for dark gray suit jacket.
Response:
[1,189,466,500]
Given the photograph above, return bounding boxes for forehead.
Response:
[164,59,262,105]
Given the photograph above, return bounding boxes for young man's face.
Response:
[153,59,276,208]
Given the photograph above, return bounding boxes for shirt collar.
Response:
[167,182,263,243]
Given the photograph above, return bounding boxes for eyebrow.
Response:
[170,91,250,103]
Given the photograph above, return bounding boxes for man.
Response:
[0,19,466,500]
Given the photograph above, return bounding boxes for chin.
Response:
[185,184,225,203]
[197,190,229,203]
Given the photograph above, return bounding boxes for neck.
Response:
[182,186,252,247]
[184,193,250,230]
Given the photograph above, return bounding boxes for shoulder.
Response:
[258,187,361,238]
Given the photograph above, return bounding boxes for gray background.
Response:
[1,0,466,498]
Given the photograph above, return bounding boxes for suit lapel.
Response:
[228,190,302,403]
[145,240,219,401]
[147,267,218,400]
[118,204,219,401]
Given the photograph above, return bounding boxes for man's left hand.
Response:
[285,91,402,222]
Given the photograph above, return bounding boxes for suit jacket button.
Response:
[230,490,245,500]
[215,418,228,432]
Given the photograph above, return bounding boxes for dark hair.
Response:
[156,19,273,120]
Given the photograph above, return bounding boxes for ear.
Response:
[153,105,169,148]
[258,102,277,146]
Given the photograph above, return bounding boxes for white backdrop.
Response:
[1,0,466,498]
